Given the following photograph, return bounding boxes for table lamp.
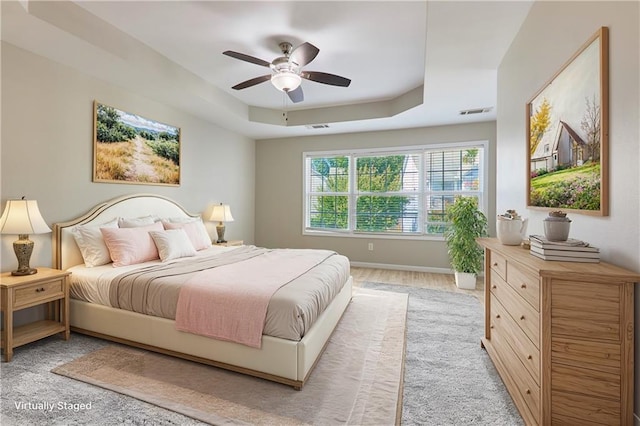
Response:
[209,203,234,243]
[0,197,52,276]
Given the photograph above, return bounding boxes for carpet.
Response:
[362,283,523,425]
[51,288,408,425]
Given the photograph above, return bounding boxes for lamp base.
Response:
[216,223,227,244]
[12,235,38,276]
[11,268,38,276]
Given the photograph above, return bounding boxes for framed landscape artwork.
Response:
[526,27,609,216]
[93,101,181,186]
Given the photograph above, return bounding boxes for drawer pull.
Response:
[527,355,532,360]
[35,287,46,293]
[495,314,501,319]
[525,389,531,395]
[520,283,527,289]
[520,315,525,320]
[490,325,494,329]
[491,285,497,289]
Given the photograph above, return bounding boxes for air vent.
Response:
[305,124,330,129]
[459,107,493,115]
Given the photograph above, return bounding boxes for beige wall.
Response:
[1,42,256,273]
[497,1,640,419]
[255,121,497,271]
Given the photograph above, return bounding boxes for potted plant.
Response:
[444,196,488,289]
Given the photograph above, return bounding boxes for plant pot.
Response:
[454,271,477,290]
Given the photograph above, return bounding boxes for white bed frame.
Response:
[53,193,352,389]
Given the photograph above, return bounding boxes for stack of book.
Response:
[528,235,600,263]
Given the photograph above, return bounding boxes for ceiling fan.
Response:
[223,41,351,103]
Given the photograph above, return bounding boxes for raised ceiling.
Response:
[1,1,533,139]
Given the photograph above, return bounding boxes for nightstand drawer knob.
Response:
[520,283,527,289]
[520,315,525,320]
[491,285,497,289]
[495,314,501,319]
[527,355,532,360]
[35,287,45,292]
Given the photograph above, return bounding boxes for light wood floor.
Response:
[351,267,484,302]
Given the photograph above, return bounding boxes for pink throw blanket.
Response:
[175,249,334,348]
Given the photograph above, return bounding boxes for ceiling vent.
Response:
[305,124,330,129]
[459,107,493,116]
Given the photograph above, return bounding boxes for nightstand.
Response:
[213,240,243,247]
[1,268,71,362]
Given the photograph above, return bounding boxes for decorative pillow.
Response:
[162,219,211,251]
[72,218,119,267]
[149,229,197,262]
[118,215,158,228]
[101,222,163,267]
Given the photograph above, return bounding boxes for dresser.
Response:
[478,238,638,425]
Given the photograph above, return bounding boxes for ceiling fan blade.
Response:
[302,71,351,87]
[289,42,319,67]
[231,75,271,90]
[223,50,271,68]
[287,86,304,103]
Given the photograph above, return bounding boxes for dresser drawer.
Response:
[506,261,539,310]
[491,294,540,383]
[13,279,64,309]
[491,325,540,420]
[489,250,507,280]
[551,390,621,425]
[551,280,620,342]
[491,273,540,347]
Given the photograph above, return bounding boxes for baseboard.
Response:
[350,261,453,275]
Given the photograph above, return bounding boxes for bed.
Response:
[52,193,352,389]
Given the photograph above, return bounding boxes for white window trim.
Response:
[302,140,489,240]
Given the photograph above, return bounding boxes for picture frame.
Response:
[93,101,181,186]
[526,27,608,216]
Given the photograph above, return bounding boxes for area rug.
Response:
[362,283,523,425]
[52,287,408,425]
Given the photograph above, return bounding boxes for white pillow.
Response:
[163,216,199,223]
[118,215,158,228]
[149,229,197,262]
[72,218,119,267]
[162,219,212,251]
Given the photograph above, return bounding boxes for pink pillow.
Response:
[101,222,163,267]
[162,219,211,250]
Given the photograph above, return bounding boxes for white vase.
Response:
[454,271,477,289]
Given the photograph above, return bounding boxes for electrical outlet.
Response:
[368,243,374,251]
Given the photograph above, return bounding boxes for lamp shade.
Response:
[271,72,302,92]
[209,204,234,223]
[0,199,51,235]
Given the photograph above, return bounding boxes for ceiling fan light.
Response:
[271,72,302,92]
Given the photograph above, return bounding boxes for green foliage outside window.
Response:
[309,155,410,232]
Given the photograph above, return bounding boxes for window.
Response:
[304,142,487,238]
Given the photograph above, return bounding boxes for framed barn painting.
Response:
[93,101,181,186]
[526,27,608,216]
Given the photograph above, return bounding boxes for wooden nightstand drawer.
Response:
[13,279,64,309]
